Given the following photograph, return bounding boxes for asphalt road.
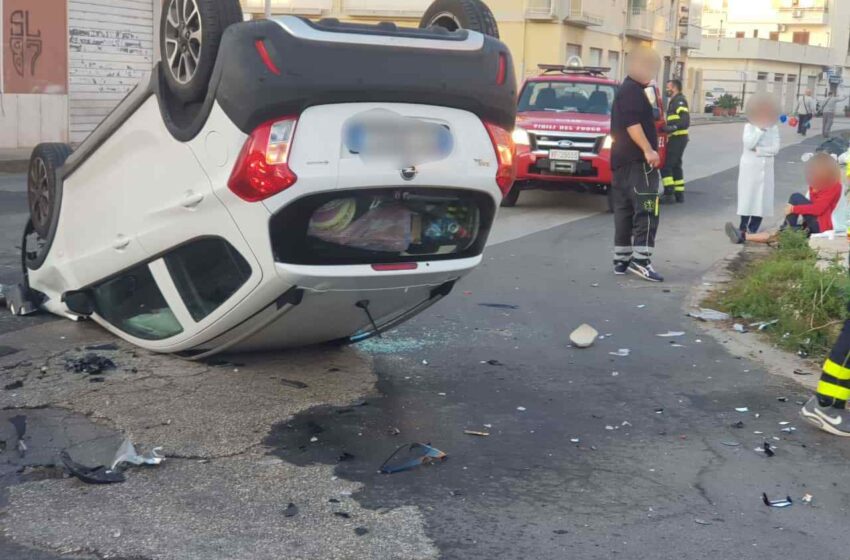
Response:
[1,123,849,559]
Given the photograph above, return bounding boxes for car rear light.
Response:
[371,263,418,271]
[496,52,507,85]
[228,117,298,202]
[484,122,516,196]
[254,39,281,75]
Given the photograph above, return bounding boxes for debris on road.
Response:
[280,378,309,389]
[656,331,685,338]
[10,415,27,457]
[757,442,775,457]
[110,439,165,469]
[478,303,519,310]
[750,319,779,331]
[84,343,119,351]
[735,407,749,413]
[609,349,631,357]
[688,308,730,321]
[694,519,712,525]
[379,443,447,474]
[793,369,813,376]
[777,397,788,402]
[781,427,797,433]
[733,323,748,333]
[481,359,503,366]
[516,406,527,412]
[64,353,116,375]
[802,493,813,504]
[334,512,352,519]
[720,441,740,447]
[463,430,489,437]
[4,379,23,390]
[731,421,745,429]
[569,324,599,348]
[762,493,793,508]
[61,450,126,485]
[283,503,299,517]
[354,527,369,536]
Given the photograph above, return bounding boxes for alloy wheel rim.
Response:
[28,158,50,231]
[164,0,203,85]
[429,12,462,32]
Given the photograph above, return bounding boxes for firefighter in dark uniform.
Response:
[661,79,690,203]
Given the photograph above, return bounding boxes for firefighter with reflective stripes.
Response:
[661,79,690,203]
[802,306,850,436]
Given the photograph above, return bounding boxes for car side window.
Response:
[163,238,252,322]
[91,264,183,340]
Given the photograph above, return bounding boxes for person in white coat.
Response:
[734,92,781,238]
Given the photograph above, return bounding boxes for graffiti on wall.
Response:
[3,0,67,94]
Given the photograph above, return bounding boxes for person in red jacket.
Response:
[726,152,842,244]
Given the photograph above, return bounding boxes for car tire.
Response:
[419,0,500,38]
[500,184,520,207]
[160,0,243,104]
[27,143,72,239]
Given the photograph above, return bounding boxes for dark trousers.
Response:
[661,136,688,194]
[739,216,763,234]
[786,192,821,233]
[612,161,660,264]
[797,114,813,135]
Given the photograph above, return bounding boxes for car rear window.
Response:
[163,238,252,322]
[518,81,616,115]
[91,264,183,341]
[270,188,495,265]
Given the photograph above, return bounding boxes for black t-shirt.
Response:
[610,76,658,170]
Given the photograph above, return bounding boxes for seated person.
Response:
[726,152,842,244]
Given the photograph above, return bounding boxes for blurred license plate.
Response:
[549,149,580,161]
[344,110,453,166]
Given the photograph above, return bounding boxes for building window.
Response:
[769,31,779,41]
[608,51,620,79]
[567,43,582,61]
[589,48,603,67]
[792,31,810,45]
[757,72,769,81]
[735,31,745,39]
[753,29,758,38]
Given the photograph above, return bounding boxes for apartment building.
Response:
[691,0,850,112]
[243,1,703,85]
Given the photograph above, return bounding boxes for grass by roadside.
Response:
[705,230,850,360]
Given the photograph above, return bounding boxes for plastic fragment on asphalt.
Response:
[516,406,526,411]
[735,407,749,413]
[779,421,790,426]
[283,503,299,517]
[688,308,730,321]
[720,441,740,446]
[478,303,519,310]
[64,353,116,375]
[733,323,748,333]
[110,439,165,469]
[612,371,619,376]
[4,379,23,390]
[802,493,813,504]
[570,438,580,443]
[762,442,775,457]
[481,359,504,366]
[464,430,489,437]
[750,319,779,331]
[61,450,126,484]
[280,378,309,389]
[694,519,712,525]
[310,436,319,443]
[781,427,797,433]
[777,397,788,402]
[731,421,745,429]
[609,349,630,357]
[762,493,792,508]
[793,369,813,376]
[379,443,447,474]
[656,331,685,337]
[569,324,599,348]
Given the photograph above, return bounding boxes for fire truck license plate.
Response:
[549,149,580,161]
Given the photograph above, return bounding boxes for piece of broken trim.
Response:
[609,349,630,357]
[463,430,490,437]
[379,443,447,474]
[656,331,685,338]
[687,308,730,321]
[61,450,126,484]
[762,493,792,508]
[110,438,165,470]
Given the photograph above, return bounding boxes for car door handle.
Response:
[113,235,130,250]
[182,192,204,208]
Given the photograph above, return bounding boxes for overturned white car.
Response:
[11,0,516,357]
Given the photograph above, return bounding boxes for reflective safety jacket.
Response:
[666,92,690,137]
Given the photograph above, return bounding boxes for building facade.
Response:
[0,0,159,149]
[690,0,850,113]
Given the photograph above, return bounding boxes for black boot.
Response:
[674,191,684,203]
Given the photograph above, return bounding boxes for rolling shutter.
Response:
[68,0,155,143]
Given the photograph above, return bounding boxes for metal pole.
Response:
[264,0,272,19]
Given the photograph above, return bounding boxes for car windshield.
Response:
[518,81,616,115]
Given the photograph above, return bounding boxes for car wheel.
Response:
[160,0,243,104]
[27,143,72,238]
[500,184,520,207]
[420,0,500,38]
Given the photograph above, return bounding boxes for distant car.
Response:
[704,92,717,113]
[11,0,516,357]
[507,61,668,208]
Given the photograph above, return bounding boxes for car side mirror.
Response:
[62,290,94,317]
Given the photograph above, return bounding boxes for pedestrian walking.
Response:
[610,46,664,283]
[734,92,780,237]
[661,79,690,204]
[820,88,847,138]
[795,89,815,136]
[726,152,841,244]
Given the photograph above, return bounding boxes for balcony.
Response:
[625,8,658,40]
[691,37,831,66]
[241,0,332,15]
[525,0,557,20]
[563,0,603,27]
[341,0,430,18]
[776,0,829,25]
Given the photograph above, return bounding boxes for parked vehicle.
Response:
[9,0,516,357]
[704,92,717,113]
[506,62,668,207]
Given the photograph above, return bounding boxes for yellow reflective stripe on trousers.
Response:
[824,358,850,380]
[671,129,689,136]
[674,180,685,192]
[817,380,850,401]
[662,176,675,186]
[667,114,681,121]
